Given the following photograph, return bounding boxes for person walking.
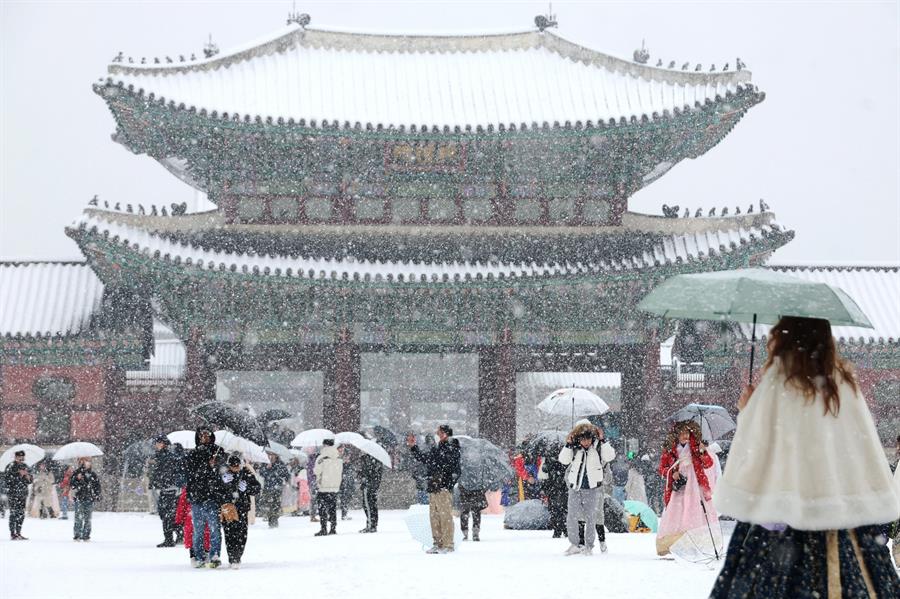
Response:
[219,454,261,569]
[541,450,569,538]
[149,435,182,547]
[357,450,383,533]
[5,450,33,540]
[559,421,615,556]
[184,425,225,568]
[339,450,356,521]
[313,439,343,536]
[407,424,461,554]
[70,457,101,541]
[458,484,487,542]
[258,452,290,528]
[710,316,900,598]
[29,461,58,518]
[59,465,72,520]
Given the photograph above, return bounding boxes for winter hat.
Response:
[322,439,335,446]
[226,454,242,467]
[154,435,170,446]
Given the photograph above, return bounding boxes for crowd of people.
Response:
[3,316,900,595]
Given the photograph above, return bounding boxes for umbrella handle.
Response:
[747,314,757,385]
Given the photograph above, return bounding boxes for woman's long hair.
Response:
[763,316,857,416]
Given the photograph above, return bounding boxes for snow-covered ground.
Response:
[2,510,726,599]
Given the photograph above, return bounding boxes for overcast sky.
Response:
[1,0,898,264]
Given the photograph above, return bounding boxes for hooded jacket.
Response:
[559,439,616,490]
[314,445,343,493]
[409,438,461,493]
[185,427,225,505]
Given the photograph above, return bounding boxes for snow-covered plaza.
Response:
[3,510,726,599]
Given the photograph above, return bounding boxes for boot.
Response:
[157,539,176,548]
[473,529,480,542]
[314,528,328,537]
[462,530,468,541]
[328,527,337,535]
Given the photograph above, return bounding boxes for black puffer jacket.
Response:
[70,466,102,501]
[4,462,32,497]
[409,438,461,493]
[149,447,182,490]
[220,467,261,514]
[258,459,290,493]
[358,454,383,491]
[185,427,226,504]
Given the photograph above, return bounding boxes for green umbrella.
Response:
[637,268,873,382]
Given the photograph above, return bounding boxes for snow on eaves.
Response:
[103,28,751,129]
[73,212,778,284]
[0,262,104,338]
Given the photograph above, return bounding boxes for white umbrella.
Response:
[167,430,196,449]
[358,439,392,469]
[334,431,367,446]
[0,444,45,468]
[265,440,295,462]
[53,442,103,460]
[215,431,269,464]
[290,428,335,447]
[537,388,610,426]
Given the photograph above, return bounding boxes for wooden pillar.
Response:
[323,329,360,432]
[478,328,516,448]
[184,327,214,409]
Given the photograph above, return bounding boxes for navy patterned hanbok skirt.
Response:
[710,522,900,598]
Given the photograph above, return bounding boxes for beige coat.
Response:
[313,446,343,493]
[29,470,60,517]
[714,357,900,530]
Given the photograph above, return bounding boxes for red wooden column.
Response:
[184,327,214,410]
[324,329,361,432]
[478,328,516,448]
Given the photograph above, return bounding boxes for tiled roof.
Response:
[740,265,900,344]
[770,265,899,343]
[71,211,787,284]
[103,26,754,129]
[0,262,104,338]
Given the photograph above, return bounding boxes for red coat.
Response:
[175,488,209,551]
[658,434,713,506]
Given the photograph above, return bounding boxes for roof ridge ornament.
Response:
[287,2,311,28]
[633,39,650,64]
[203,34,219,59]
[534,3,557,32]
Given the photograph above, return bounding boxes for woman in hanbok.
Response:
[711,316,900,598]
[655,420,717,557]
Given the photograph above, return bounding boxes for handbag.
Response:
[221,502,239,522]
[671,476,687,493]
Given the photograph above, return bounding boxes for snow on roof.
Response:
[742,265,900,344]
[520,372,621,389]
[73,211,780,283]
[0,262,104,337]
[105,27,751,129]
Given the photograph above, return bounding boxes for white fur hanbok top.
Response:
[713,357,900,531]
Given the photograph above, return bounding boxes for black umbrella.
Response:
[191,401,267,446]
[522,430,567,457]
[456,436,514,491]
[372,425,399,448]
[257,408,293,424]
